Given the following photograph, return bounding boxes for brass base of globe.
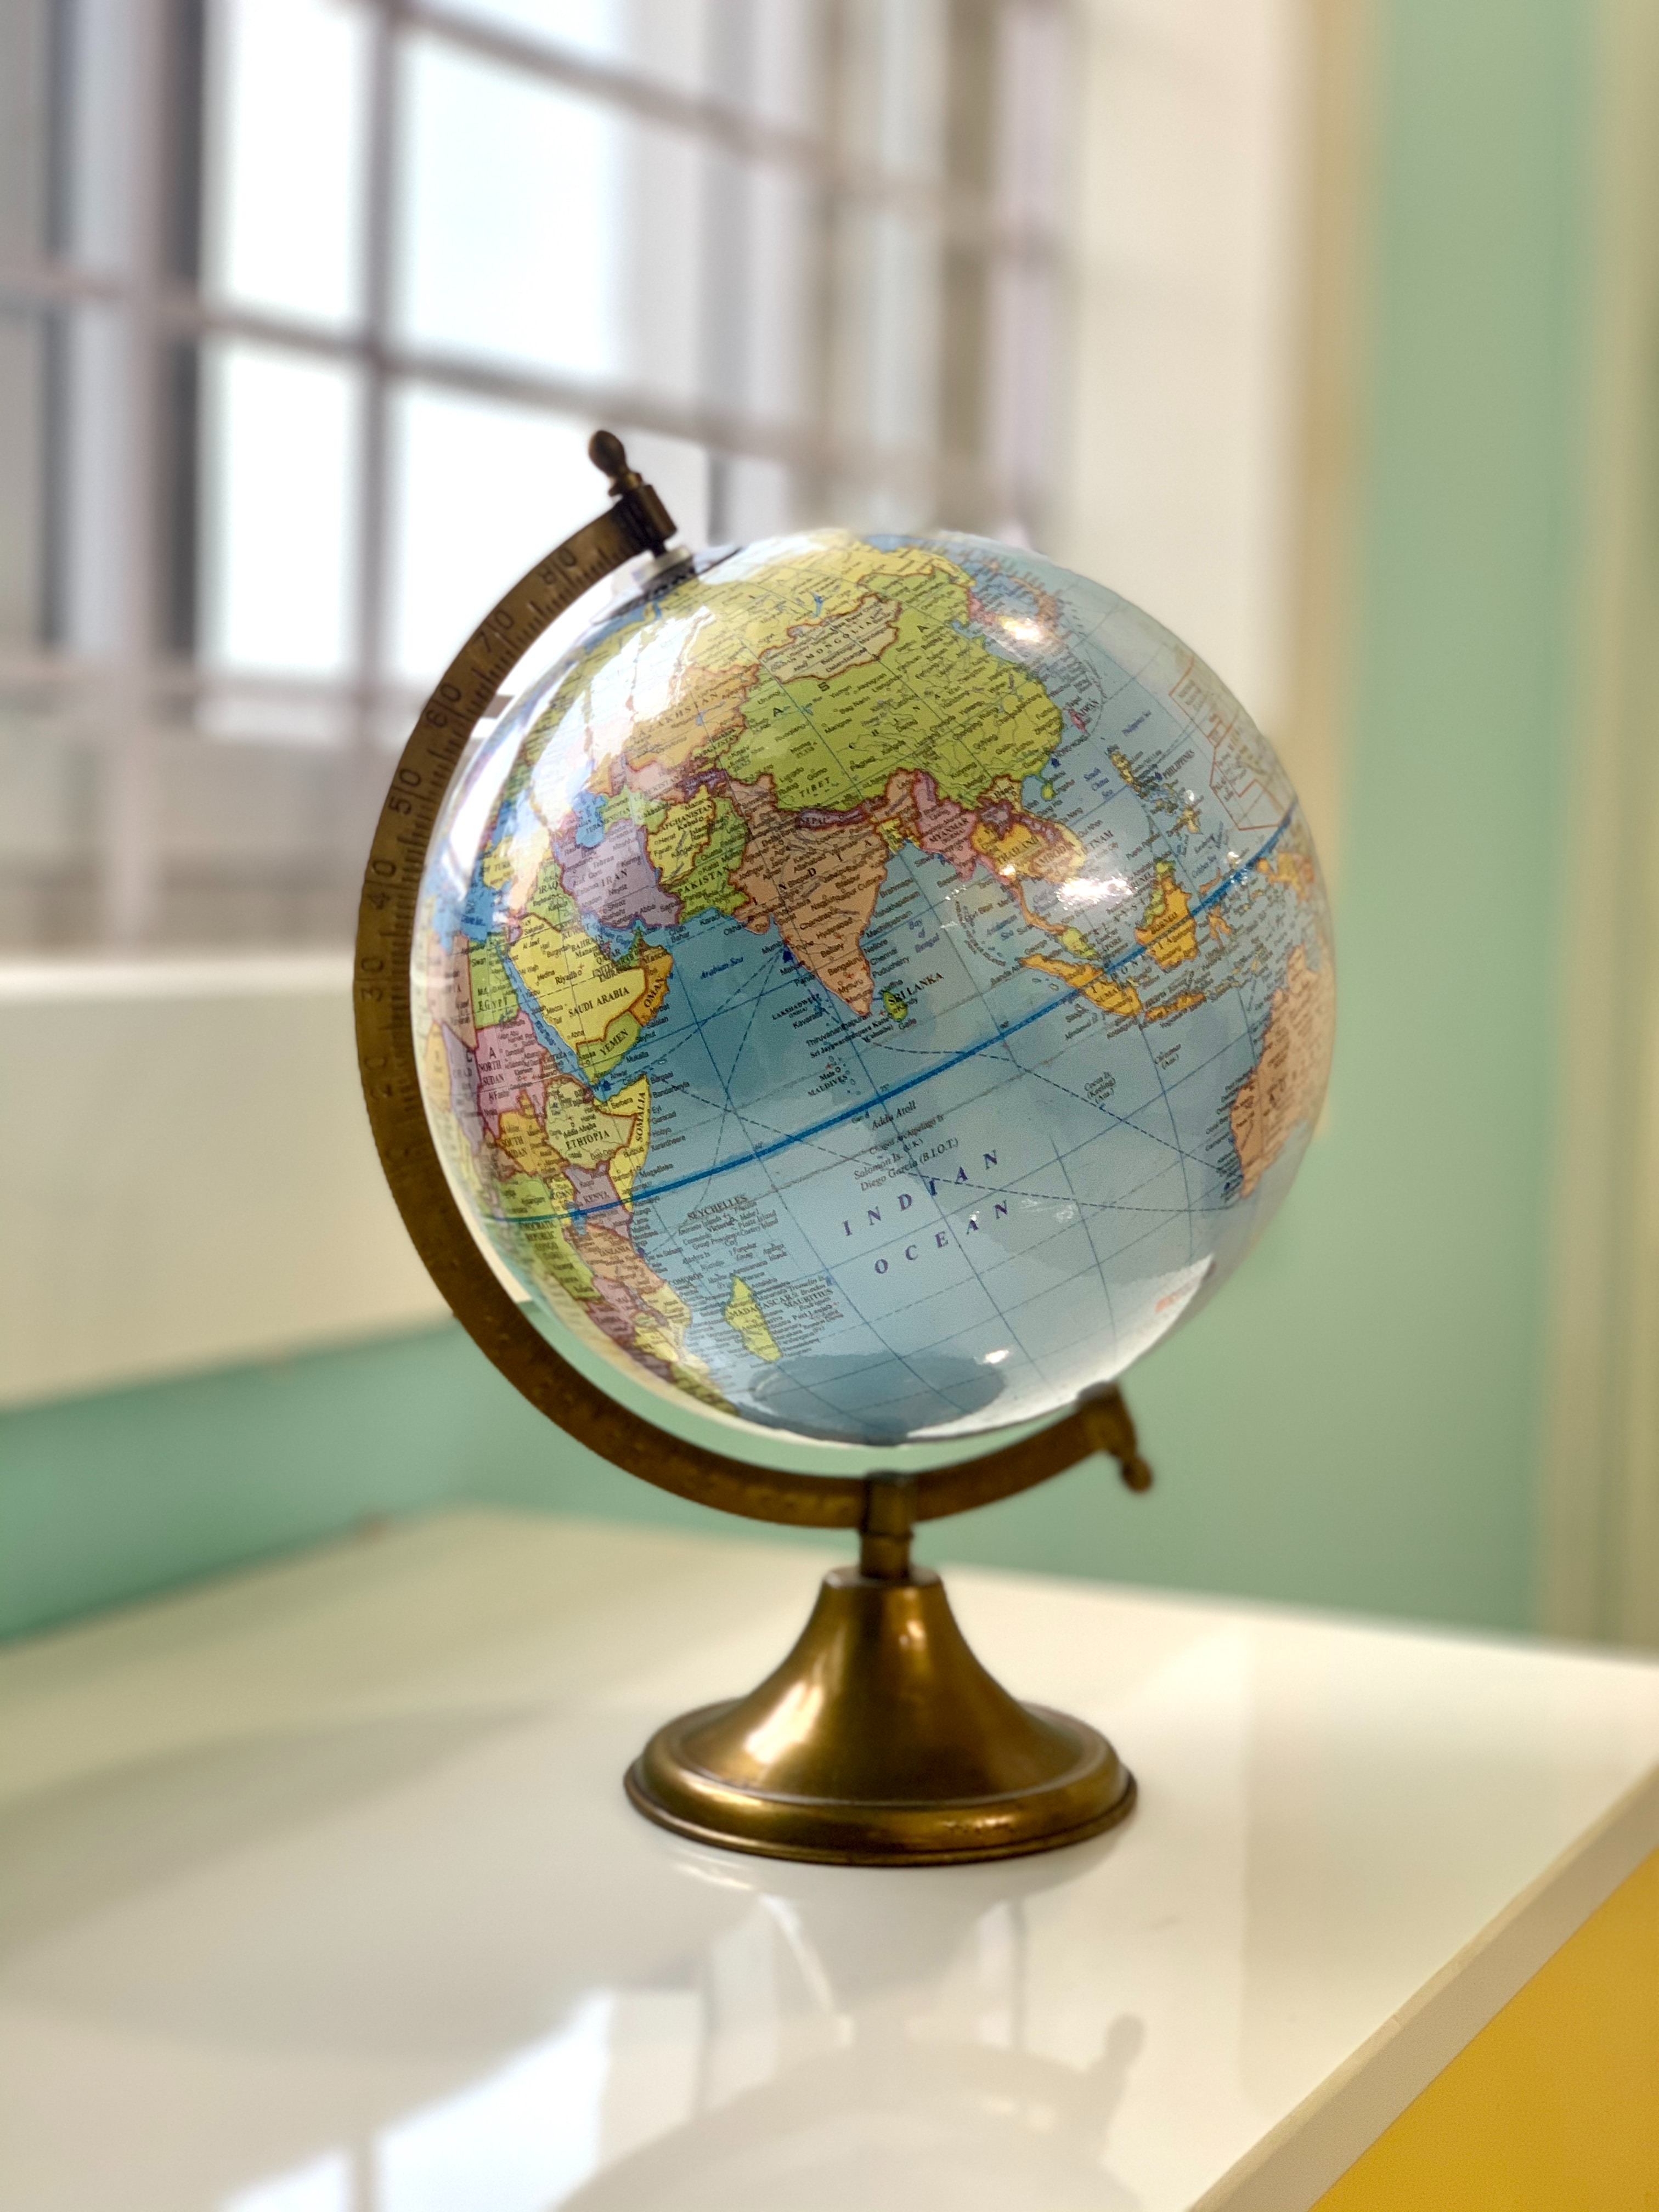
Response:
[625,1562,1136,1866]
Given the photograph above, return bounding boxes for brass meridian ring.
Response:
[352,442,1149,1530]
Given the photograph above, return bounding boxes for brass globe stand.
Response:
[354,433,1149,1866]
[627,1474,1134,1864]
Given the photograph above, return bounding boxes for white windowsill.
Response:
[0,954,444,1409]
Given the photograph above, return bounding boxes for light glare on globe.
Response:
[412,529,1334,1448]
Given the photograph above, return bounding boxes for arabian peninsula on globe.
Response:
[413,529,1335,1447]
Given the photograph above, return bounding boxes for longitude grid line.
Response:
[505,635,760,1156]
[704,1017,1224,1257]
[482,557,1304,1380]
[506,699,1283,1177]
[980,1011,1150,1333]
[636,552,1122,1222]
[923,1056,1248,1288]
[1094,715,1219,1260]
[577,590,921,1431]
[840,1074,1229,1320]
[661,974,936,1432]
[832,798,1120,1397]
[545,584,974,1171]
[903,1019,1264,1278]
[575,565,1023,1423]
[994,1007,1257,1202]
[793,871,1052,1410]
[618,561,1244,1407]
[776,840,1286,1201]
[667,916,1025,1194]
[647,612,981,1428]
[489,834,1283,1236]
[992,882,1310,1250]
[508,606,871,1142]
[533,805,1296,1224]
[466,571,1311,1412]
[902,929,1186,1362]
[1136,1014,1198,1263]
[609,563,906,1147]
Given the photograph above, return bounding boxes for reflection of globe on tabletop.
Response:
[412,529,1335,1449]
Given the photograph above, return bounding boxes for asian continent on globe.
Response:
[413,529,1335,1448]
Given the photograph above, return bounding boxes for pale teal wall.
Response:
[0,0,1590,1641]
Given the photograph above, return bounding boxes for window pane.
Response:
[847,206,940,458]
[881,212,944,455]
[387,394,721,689]
[732,162,814,428]
[388,387,605,685]
[608,120,703,408]
[0,0,54,266]
[397,38,627,385]
[400,37,722,407]
[715,451,791,540]
[200,345,359,675]
[747,0,822,133]
[431,0,820,120]
[0,313,48,648]
[857,0,946,182]
[996,0,1067,230]
[989,253,1056,535]
[398,36,827,427]
[48,0,139,274]
[58,300,127,658]
[435,0,706,97]
[0,0,1076,957]
[203,0,369,326]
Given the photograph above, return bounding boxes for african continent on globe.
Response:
[413,529,1335,1447]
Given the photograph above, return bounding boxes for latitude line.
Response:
[483,802,1296,1233]
[790,859,1049,1414]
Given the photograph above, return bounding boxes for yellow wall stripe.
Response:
[1316,1846,1659,2209]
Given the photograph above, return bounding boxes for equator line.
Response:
[517,803,1300,1229]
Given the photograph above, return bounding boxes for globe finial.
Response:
[587,427,673,557]
[589,428,638,498]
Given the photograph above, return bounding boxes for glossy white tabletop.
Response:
[4,1512,1659,2212]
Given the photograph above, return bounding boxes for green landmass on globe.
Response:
[413,528,1335,1447]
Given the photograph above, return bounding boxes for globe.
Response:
[411,528,1334,1449]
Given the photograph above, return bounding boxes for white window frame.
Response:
[0,0,1070,947]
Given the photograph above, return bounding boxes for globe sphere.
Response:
[413,529,1334,1448]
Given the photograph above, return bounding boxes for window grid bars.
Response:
[0,0,1071,947]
